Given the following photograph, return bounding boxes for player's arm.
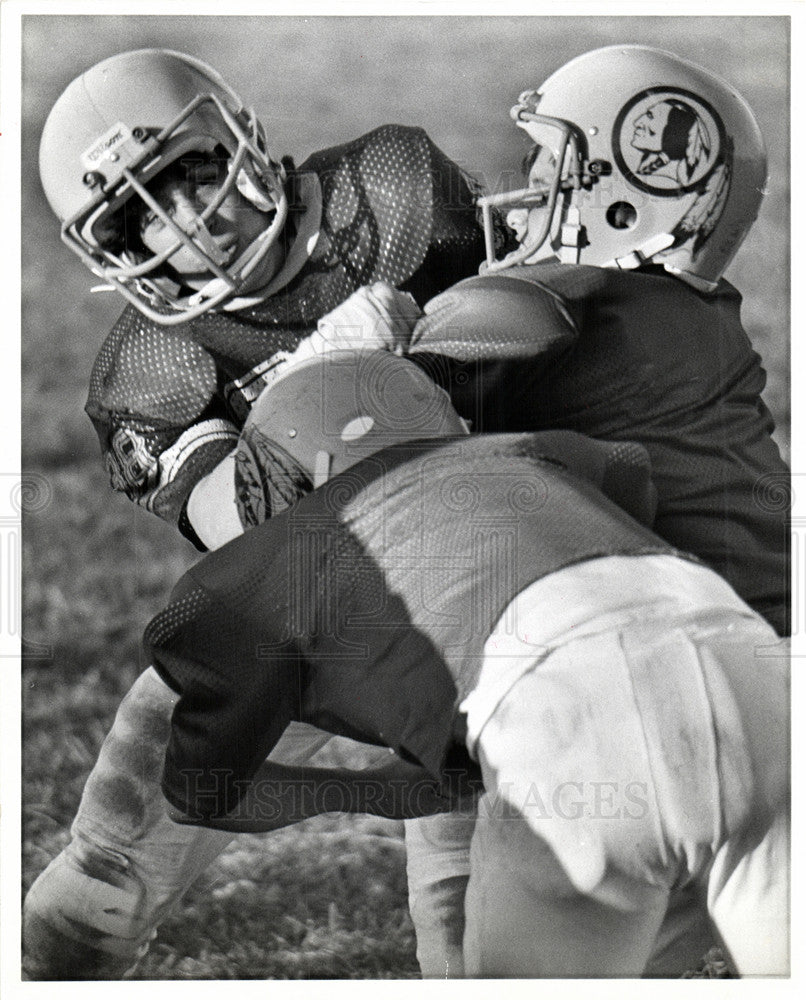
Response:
[91,411,240,549]
[166,753,455,834]
[148,569,452,829]
[86,320,240,548]
[185,284,423,548]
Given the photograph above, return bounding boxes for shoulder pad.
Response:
[411,271,578,361]
[87,305,218,427]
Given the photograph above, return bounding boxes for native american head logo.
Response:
[613,87,726,196]
[612,86,733,259]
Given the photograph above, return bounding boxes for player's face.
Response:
[138,155,282,292]
[506,141,559,249]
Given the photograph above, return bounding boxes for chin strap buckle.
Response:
[611,232,677,271]
[558,205,585,264]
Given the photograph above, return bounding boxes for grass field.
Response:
[18,13,790,980]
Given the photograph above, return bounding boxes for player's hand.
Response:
[296,282,422,360]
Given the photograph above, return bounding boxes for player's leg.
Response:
[619,577,790,977]
[23,666,233,979]
[695,633,790,976]
[463,793,670,977]
[404,811,474,978]
[463,622,677,977]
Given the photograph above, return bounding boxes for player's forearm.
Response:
[167,756,454,833]
[96,415,240,547]
[185,452,244,550]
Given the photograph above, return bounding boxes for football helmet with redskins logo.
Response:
[39,49,289,324]
[479,45,767,291]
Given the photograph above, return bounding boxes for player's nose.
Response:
[170,191,208,233]
[506,207,529,241]
[169,191,229,264]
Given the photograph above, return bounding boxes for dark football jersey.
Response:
[145,431,674,822]
[85,126,488,534]
[409,263,790,634]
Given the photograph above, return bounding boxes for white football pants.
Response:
[460,555,789,977]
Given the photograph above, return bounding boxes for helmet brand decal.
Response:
[80,122,134,171]
[612,88,725,197]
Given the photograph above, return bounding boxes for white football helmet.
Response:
[479,45,767,291]
[39,49,289,324]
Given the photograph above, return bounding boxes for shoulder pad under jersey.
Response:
[411,269,580,362]
[86,305,218,429]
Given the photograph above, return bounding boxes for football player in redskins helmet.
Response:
[412,44,788,637]
[304,47,788,979]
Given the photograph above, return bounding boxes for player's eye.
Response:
[189,162,223,186]
[139,205,166,235]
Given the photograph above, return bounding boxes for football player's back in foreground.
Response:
[145,351,789,977]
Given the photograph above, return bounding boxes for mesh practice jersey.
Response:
[145,431,674,822]
[409,263,790,635]
[85,125,488,533]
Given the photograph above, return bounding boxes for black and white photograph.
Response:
[1,1,799,990]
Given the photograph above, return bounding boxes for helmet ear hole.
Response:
[606,201,637,230]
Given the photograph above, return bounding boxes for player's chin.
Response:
[169,267,220,292]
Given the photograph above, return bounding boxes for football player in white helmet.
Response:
[141,347,787,979]
[36,48,491,544]
[25,48,493,979]
[39,50,290,324]
[476,44,766,290]
[411,44,788,635]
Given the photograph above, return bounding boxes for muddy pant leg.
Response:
[23,667,233,980]
[404,811,475,978]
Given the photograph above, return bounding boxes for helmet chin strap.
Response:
[605,232,677,271]
[236,166,277,212]
[185,232,268,306]
[219,171,323,309]
[557,200,585,264]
